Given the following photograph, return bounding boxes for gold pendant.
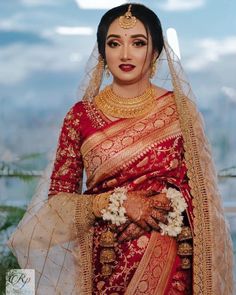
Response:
[100,248,116,264]
[181,257,191,269]
[100,228,116,247]
[177,242,193,256]
[101,263,113,276]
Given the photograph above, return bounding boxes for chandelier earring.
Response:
[150,58,157,79]
[105,64,110,78]
[98,55,104,70]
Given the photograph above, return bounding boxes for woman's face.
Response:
[105,18,155,85]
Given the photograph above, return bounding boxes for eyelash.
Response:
[107,40,120,48]
[106,40,147,48]
[133,40,147,47]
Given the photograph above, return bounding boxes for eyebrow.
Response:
[106,34,147,40]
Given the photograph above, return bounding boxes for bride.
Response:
[8,3,234,294]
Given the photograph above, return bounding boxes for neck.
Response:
[111,79,151,98]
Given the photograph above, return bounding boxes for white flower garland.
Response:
[101,187,127,226]
[159,187,188,237]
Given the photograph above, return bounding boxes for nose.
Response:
[120,44,130,61]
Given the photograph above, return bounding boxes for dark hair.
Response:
[97,3,164,61]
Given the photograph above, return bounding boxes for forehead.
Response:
[107,18,147,37]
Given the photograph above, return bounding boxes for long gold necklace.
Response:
[94,85,156,118]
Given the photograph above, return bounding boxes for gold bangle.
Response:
[92,193,110,217]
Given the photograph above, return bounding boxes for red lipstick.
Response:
[119,64,135,72]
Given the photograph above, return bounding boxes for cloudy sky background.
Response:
[1,0,236,202]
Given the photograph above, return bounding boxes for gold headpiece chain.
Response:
[119,5,137,29]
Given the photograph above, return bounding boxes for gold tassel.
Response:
[99,226,117,277]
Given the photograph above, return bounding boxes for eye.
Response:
[107,40,120,48]
[133,40,147,47]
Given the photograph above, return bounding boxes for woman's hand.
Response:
[123,191,171,231]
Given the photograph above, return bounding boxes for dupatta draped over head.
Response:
[8,20,234,295]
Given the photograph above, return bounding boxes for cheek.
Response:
[133,48,152,64]
[105,48,117,64]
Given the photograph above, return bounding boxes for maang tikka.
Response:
[119,5,137,29]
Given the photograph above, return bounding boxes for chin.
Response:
[114,74,148,85]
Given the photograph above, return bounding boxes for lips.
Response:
[119,64,135,72]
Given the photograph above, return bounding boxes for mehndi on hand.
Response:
[123,191,172,231]
[116,221,145,242]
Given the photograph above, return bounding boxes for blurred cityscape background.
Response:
[0,0,236,291]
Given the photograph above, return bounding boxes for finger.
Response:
[151,192,167,200]
[152,200,172,211]
[118,229,130,242]
[145,216,161,231]
[116,220,131,233]
[118,224,145,242]
[150,193,170,205]
[136,220,151,232]
[128,190,146,198]
[118,223,140,242]
[135,227,145,238]
[146,190,159,197]
[151,209,168,224]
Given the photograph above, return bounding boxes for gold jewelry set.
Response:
[94,85,156,118]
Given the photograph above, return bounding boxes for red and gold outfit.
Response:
[8,35,234,293]
[49,92,193,294]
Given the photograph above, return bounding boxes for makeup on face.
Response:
[105,19,154,85]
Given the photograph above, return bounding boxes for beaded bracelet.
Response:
[101,187,128,226]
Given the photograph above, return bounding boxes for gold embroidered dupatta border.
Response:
[165,47,234,294]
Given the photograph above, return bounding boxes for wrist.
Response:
[101,187,128,226]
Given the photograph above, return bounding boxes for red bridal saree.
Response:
[50,91,192,294]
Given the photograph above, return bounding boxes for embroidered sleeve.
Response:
[49,105,83,196]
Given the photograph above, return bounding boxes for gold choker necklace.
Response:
[94,85,156,118]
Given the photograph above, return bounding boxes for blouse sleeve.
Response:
[48,105,83,196]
